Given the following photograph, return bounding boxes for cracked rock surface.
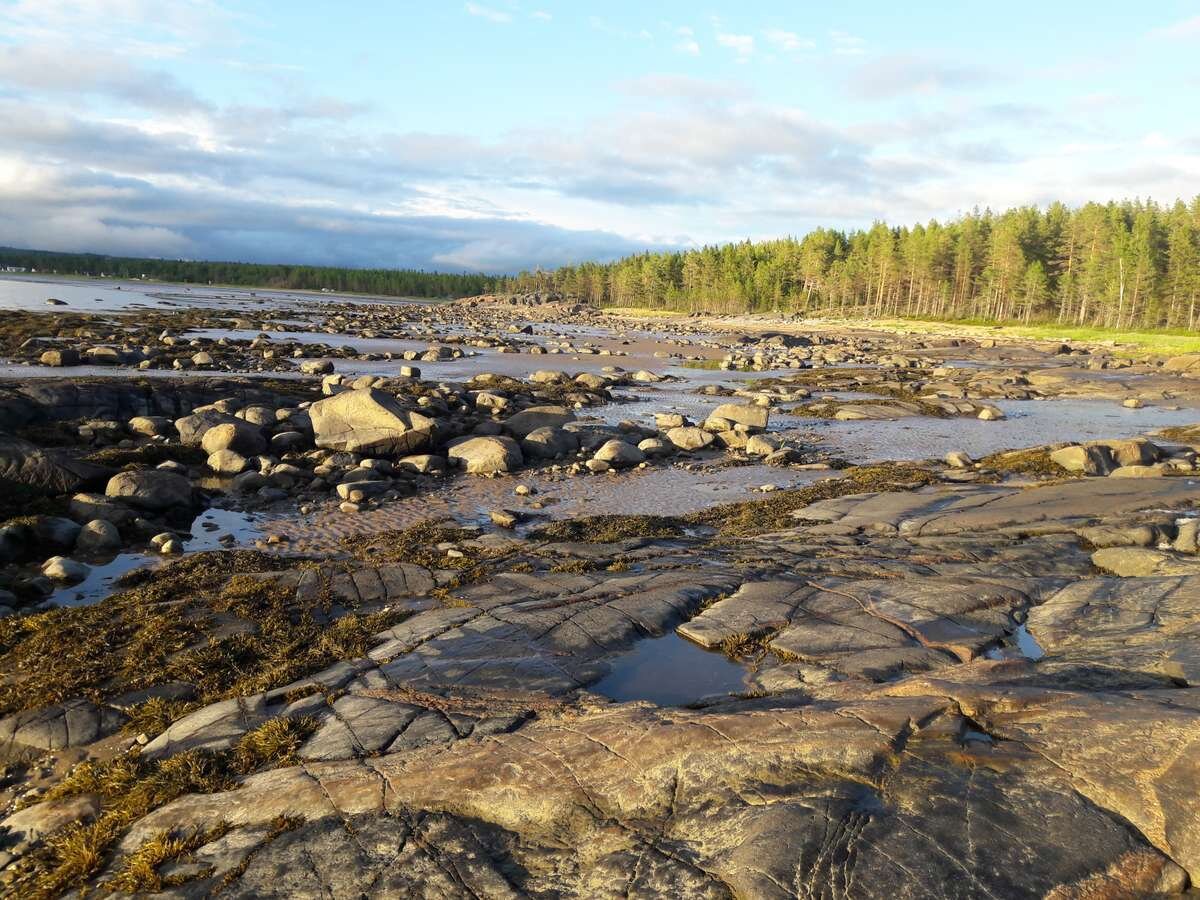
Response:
[6,476,1200,896]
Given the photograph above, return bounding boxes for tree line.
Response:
[8,197,1200,330]
[502,198,1200,330]
[0,247,500,299]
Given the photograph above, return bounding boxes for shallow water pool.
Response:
[590,632,750,706]
[51,507,263,607]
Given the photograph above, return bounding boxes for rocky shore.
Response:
[2,291,1200,897]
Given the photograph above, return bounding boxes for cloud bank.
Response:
[0,2,1198,272]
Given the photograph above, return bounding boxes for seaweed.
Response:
[10,717,316,899]
[684,464,939,537]
[84,443,207,469]
[979,447,1073,478]
[529,515,685,544]
[343,520,480,570]
[0,550,409,718]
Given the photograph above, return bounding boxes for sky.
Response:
[1,1,1198,273]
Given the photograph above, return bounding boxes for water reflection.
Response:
[51,507,262,607]
[590,632,749,706]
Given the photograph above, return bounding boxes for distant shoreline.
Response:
[0,271,442,305]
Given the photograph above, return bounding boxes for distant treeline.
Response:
[10,197,1200,329]
[0,247,499,299]
[502,198,1200,330]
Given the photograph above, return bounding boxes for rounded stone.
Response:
[75,519,121,554]
[448,436,524,474]
[592,439,645,468]
[208,449,249,475]
[42,555,89,583]
[201,422,267,457]
[666,426,715,451]
[105,470,194,511]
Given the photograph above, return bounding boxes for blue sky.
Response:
[0,1,1197,272]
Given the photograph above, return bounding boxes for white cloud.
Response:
[0,44,209,112]
[674,25,700,56]
[1,1,1198,273]
[0,0,238,56]
[848,55,996,99]
[464,2,511,24]
[616,75,749,102]
[531,10,551,21]
[1148,15,1200,39]
[589,16,652,42]
[763,29,813,52]
[830,30,866,56]
[716,32,755,61]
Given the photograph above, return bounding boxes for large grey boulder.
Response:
[448,436,523,474]
[309,389,435,455]
[0,435,110,494]
[207,449,248,475]
[666,426,715,451]
[85,347,122,366]
[200,421,266,457]
[747,434,783,457]
[32,516,81,549]
[396,454,446,475]
[528,370,570,385]
[236,405,277,427]
[638,437,673,457]
[128,415,172,437]
[521,426,580,460]
[175,410,242,447]
[1048,440,1161,477]
[1162,353,1200,372]
[1093,438,1161,468]
[707,403,769,432]
[503,405,576,439]
[42,556,89,583]
[300,359,334,375]
[566,424,624,453]
[573,372,608,390]
[592,439,645,468]
[270,431,308,453]
[69,493,136,526]
[105,470,194,511]
[75,519,121,554]
[1050,444,1115,476]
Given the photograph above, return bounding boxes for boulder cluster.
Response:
[0,364,821,612]
[1048,437,1197,477]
